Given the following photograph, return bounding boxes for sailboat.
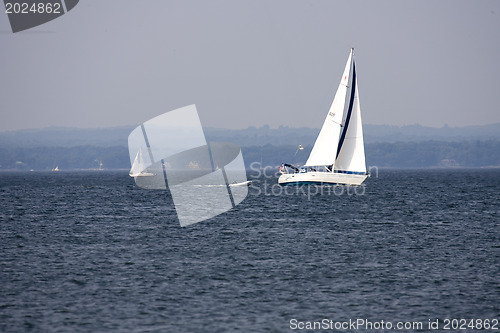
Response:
[278,48,368,186]
[129,148,154,177]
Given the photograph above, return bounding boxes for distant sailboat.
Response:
[129,148,154,177]
[278,48,368,186]
[52,166,60,172]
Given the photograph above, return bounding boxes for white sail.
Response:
[129,149,146,177]
[305,50,353,167]
[334,81,366,173]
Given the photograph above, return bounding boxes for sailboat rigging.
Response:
[278,48,368,186]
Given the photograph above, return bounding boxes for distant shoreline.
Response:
[1,125,499,170]
[1,166,500,173]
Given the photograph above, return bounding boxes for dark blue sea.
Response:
[1,169,499,332]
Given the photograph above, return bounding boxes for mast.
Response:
[336,48,356,158]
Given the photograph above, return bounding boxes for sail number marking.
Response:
[328,112,335,117]
[5,2,62,14]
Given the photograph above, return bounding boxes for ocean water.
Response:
[0,169,499,332]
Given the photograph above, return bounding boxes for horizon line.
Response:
[2,122,500,133]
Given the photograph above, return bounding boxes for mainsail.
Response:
[335,80,366,173]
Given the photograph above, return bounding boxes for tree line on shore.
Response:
[1,140,499,171]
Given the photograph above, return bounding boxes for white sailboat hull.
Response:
[130,172,155,178]
[278,171,367,186]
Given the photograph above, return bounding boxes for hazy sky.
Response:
[1,0,499,131]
